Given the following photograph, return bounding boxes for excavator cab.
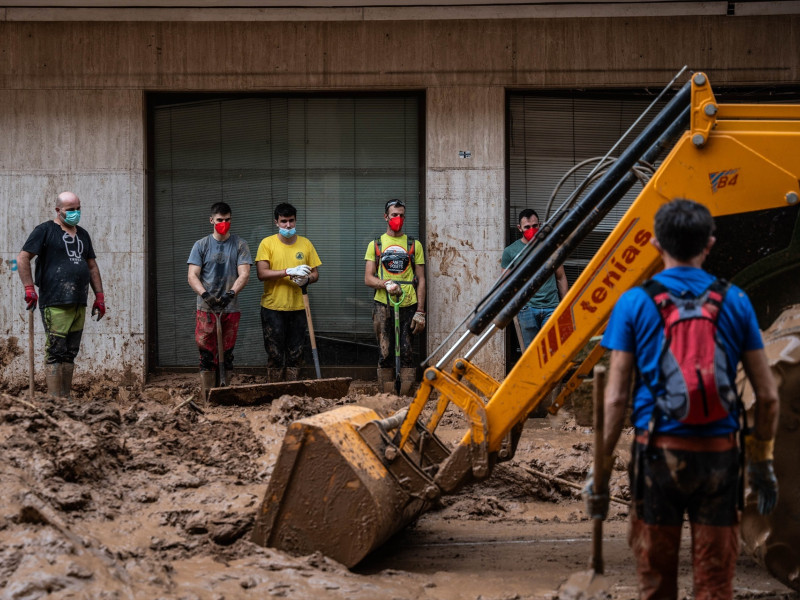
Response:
[252,72,800,590]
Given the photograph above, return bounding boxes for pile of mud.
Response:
[0,391,428,599]
[0,387,630,599]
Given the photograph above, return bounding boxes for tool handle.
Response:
[301,286,323,379]
[28,309,35,400]
[215,312,226,387]
[591,365,607,574]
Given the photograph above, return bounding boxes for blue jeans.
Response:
[517,306,555,349]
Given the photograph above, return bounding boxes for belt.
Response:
[635,431,737,452]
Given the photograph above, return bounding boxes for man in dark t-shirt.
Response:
[17,191,106,398]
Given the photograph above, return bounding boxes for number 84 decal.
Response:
[709,169,739,193]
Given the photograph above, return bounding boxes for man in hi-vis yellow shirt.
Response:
[256,203,321,382]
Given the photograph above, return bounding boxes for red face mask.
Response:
[523,226,538,241]
[215,222,231,235]
[388,216,404,232]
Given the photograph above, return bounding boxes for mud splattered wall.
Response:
[0,15,798,386]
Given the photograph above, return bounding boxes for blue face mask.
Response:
[62,209,81,226]
[279,227,296,238]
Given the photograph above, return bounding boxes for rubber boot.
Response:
[266,368,284,384]
[377,368,394,394]
[399,367,416,396]
[45,363,62,398]
[200,370,215,401]
[285,367,300,382]
[61,363,74,399]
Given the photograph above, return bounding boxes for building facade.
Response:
[1,1,798,388]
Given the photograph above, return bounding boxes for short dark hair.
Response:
[518,208,539,224]
[384,199,406,214]
[274,202,297,221]
[211,202,232,216]
[654,199,715,262]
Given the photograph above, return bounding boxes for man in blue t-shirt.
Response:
[586,199,780,600]
[17,191,106,399]
[188,202,252,399]
[501,209,568,349]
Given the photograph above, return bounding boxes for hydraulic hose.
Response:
[467,80,692,335]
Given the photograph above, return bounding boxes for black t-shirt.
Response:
[22,221,97,308]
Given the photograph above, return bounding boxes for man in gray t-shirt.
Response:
[501,208,568,349]
[188,202,253,399]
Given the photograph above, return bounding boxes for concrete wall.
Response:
[1,15,798,387]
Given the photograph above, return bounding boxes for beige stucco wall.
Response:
[1,15,798,387]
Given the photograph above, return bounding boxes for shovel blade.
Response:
[251,405,428,567]
[207,377,351,405]
[558,570,610,600]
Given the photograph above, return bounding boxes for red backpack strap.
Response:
[701,278,731,323]
[641,278,674,323]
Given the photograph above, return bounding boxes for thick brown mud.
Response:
[0,376,795,599]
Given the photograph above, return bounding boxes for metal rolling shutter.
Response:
[507,92,669,284]
[153,95,420,368]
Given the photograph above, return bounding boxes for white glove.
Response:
[291,275,309,287]
[286,265,311,277]
[410,311,426,334]
[384,281,401,296]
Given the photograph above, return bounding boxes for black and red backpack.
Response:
[641,278,739,427]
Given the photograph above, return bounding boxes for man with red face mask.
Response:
[364,199,426,395]
[188,202,252,400]
[501,208,569,349]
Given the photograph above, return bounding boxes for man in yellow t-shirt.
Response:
[256,202,322,382]
[364,198,426,395]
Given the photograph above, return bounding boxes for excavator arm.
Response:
[252,74,800,590]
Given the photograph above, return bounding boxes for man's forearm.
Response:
[742,349,780,440]
[16,254,34,287]
[603,350,634,455]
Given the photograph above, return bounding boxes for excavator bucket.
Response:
[251,404,448,567]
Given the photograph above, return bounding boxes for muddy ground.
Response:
[0,375,796,600]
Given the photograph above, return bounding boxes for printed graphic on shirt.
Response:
[62,233,84,263]
[380,244,411,275]
[295,251,304,260]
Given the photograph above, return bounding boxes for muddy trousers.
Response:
[629,435,740,600]
[195,310,241,371]
[372,301,417,368]
[260,307,306,369]
[42,305,85,364]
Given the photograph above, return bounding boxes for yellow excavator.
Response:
[251,72,800,592]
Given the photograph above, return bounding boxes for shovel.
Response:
[214,309,227,387]
[301,284,322,379]
[28,308,35,399]
[558,365,609,599]
[386,285,406,394]
[207,285,353,405]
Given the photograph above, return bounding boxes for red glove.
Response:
[92,292,106,320]
[24,285,38,310]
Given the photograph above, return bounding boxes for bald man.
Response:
[17,191,105,398]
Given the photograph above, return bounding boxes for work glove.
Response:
[286,265,311,278]
[217,290,236,309]
[91,292,106,321]
[410,311,426,334]
[745,434,778,516]
[291,275,309,287]
[748,460,779,516]
[582,455,614,520]
[201,291,220,310]
[384,280,401,296]
[24,285,38,310]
